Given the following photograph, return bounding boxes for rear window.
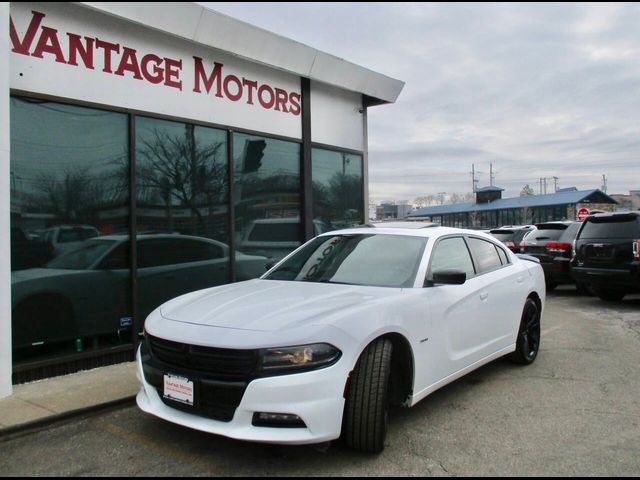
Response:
[579,215,640,239]
[559,222,582,242]
[489,230,515,242]
[528,224,568,241]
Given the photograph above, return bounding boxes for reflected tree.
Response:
[136,125,227,234]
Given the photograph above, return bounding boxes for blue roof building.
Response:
[408,188,618,228]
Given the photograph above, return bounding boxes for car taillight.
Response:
[546,242,572,254]
[506,241,516,251]
[572,240,577,259]
[520,242,526,252]
[634,240,640,261]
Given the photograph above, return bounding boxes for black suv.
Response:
[571,212,640,301]
[519,221,572,290]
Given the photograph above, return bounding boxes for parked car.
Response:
[137,224,545,453]
[534,221,587,291]
[42,224,100,257]
[237,217,328,263]
[11,234,270,349]
[488,225,535,253]
[11,227,54,271]
[519,221,573,290]
[571,211,640,301]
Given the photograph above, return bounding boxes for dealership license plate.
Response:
[163,374,194,406]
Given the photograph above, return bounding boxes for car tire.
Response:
[575,281,594,296]
[594,288,626,302]
[509,298,541,365]
[343,338,393,454]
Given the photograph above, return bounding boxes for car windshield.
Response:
[46,239,117,270]
[264,234,428,288]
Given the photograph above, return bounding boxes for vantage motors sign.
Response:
[9,3,302,138]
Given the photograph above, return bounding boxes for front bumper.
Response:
[135,345,348,445]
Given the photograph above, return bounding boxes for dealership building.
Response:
[0,2,404,397]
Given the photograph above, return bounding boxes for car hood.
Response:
[159,279,402,333]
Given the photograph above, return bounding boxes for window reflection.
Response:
[233,133,301,268]
[10,97,131,362]
[312,149,363,231]
[136,118,243,328]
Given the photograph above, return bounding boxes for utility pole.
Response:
[553,176,559,192]
[470,164,481,193]
[601,174,608,193]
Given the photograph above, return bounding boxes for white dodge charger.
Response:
[136,223,545,453]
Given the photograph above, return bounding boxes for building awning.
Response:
[79,2,405,105]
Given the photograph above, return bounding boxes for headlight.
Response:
[258,343,341,374]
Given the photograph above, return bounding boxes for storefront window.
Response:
[233,133,301,272]
[135,117,230,327]
[312,149,363,231]
[10,97,131,363]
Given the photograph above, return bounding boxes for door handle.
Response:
[480,292,489,301]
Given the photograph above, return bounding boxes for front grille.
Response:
[148,335,258,380]
[143,336,259,423]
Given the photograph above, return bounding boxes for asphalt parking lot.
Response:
[1,287,639,477]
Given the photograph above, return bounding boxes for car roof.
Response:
[325,223,498,240]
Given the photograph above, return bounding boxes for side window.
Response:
[467,237,503,273]
[427,237,475,283]
[98,242,130,270]
[496,245,510,265]
[138,239,176,268]
[171,239,223,263]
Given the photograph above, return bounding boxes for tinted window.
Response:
[312,149,364,231]
[467,237,503,273]
[248,223,300,242]
[428,237,475,282]
[234,133,301,267]
[528,224,568,241]
[136,117,230,327]
[580,215,640,239]
[559,222,582,242]
[10,97,132,363]
[170,239,224,263]
[266,234,427,288]
[489,230,515,242]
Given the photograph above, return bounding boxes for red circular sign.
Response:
[578,208,590,221]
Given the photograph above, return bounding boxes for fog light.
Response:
[252,412,306,428]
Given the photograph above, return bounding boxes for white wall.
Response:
[310,81,365,152]
[0,1,13,399]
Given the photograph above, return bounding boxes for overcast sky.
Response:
[201,2,640,204]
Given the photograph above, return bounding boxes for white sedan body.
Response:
[137,225,545,447]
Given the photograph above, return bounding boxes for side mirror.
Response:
[432,269,467,286]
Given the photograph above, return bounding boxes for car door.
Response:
[465,237,523,352]
[419,235,521,390]
[419,235,484,386]
[137,237,230,321]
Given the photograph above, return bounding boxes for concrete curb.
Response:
[0,395,136,439]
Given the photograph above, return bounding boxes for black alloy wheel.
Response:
[509,298,541,365]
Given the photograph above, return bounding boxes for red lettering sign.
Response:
[10,10,300,115]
